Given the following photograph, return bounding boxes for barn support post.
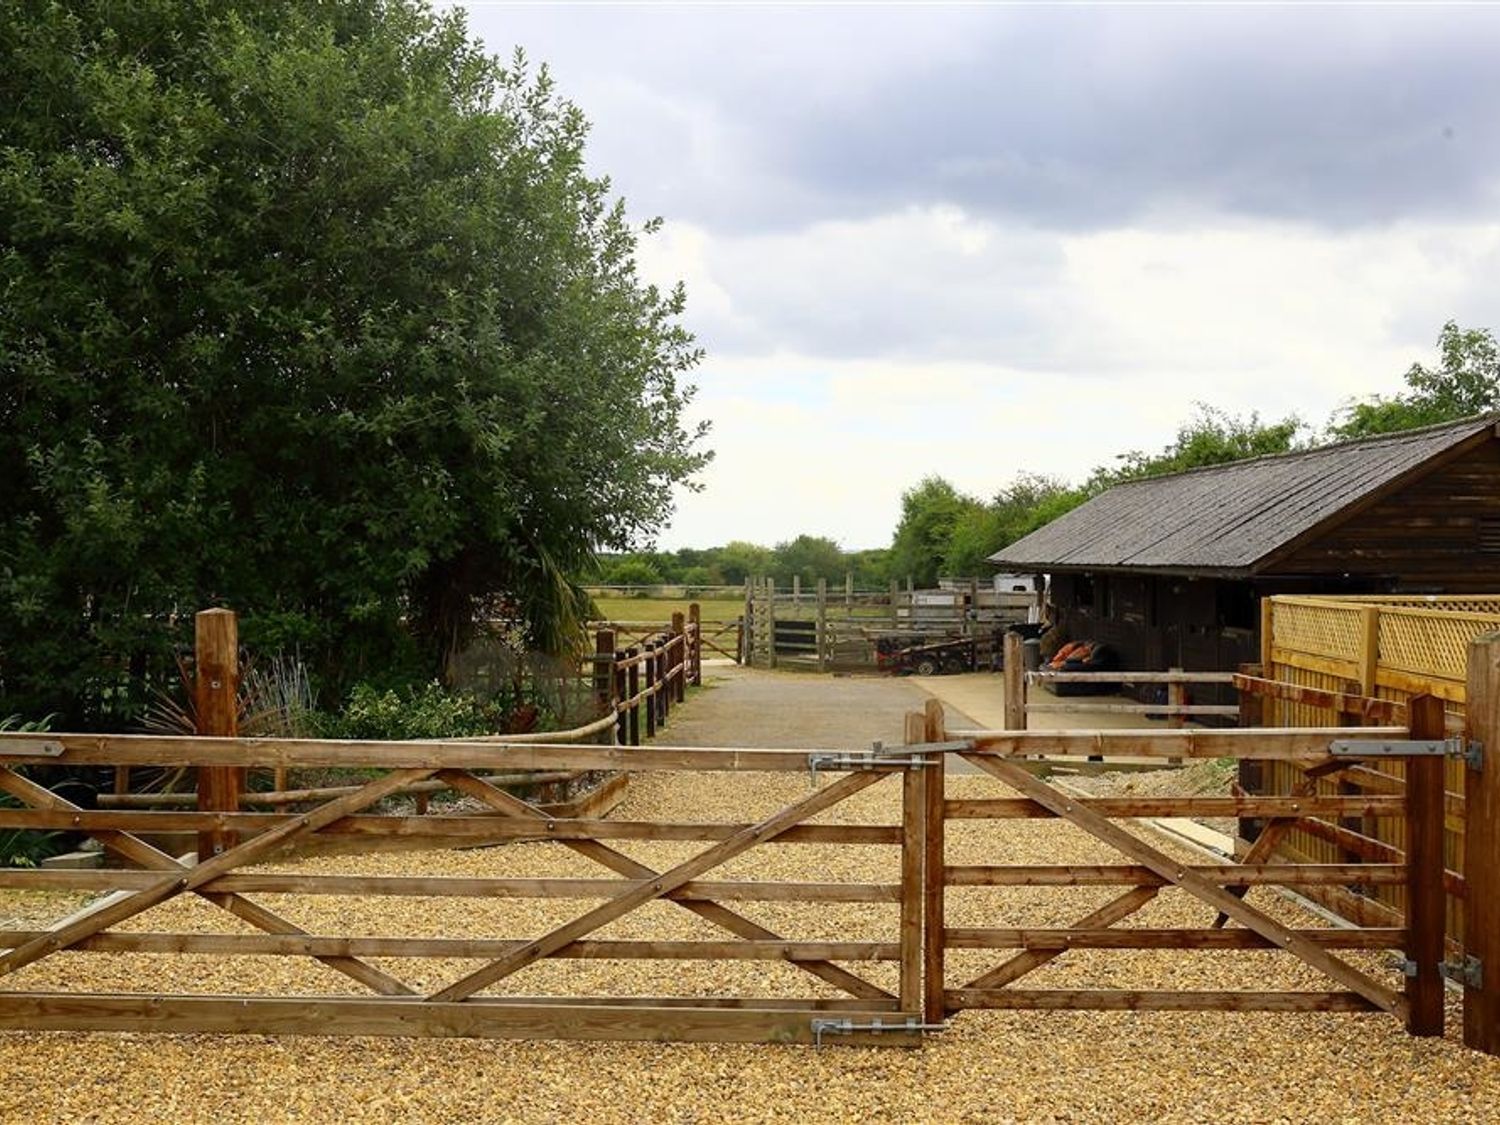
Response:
[1405,694,1446,1037]
[1003,631,1026,731]
[1463,632,1500,1055]
[688,603,702,685]
[593,629,616,723]
[194,608,241,861]
[816,579,828,672]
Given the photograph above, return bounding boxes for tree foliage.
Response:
[1331,322,1500,439]
[1090,405,1304,489]
[0,1,707,725]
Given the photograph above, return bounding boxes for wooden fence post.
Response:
[671,613,686,705]
[1406,693,1446,1037]
[688,602,702,685]
[765,578,777,670]
[593,629,616,719]
[1464,632,1500,1054]
[792,574,801,607]
[741,579,752,666]
[845,571,852,609]
[642,641,657,739]
[194,608,240,861]
[1003,631,1025,731]
[1236,662,1265,844]
[626,648,641,746]
[816,578,828,673]
[899,709,926,1015]
[613,650,628,746]
[922,698,946,1025]
[889,579,899,631]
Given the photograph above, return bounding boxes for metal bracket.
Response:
[0,739,64,758]
[810,1016,948,1046]
[1441,955,1484,989]
[1329,735,1482,769]
[1396,957,1419,979]
[807,739,970,785]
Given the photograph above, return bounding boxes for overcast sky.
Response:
[455,2,1500,551]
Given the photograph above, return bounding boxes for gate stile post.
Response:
[1405,694,1445,1037]
[194,608,241,861]
[922,699,947,1024]
[1003,631,1026,731]
[1464,633,1500,1054]
[900,710,927,1014]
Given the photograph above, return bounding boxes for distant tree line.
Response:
[602,321,1499,593]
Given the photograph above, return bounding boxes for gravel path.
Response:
[2,668,1499,1122]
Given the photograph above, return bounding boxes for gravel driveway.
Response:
[1,667,1498,1123]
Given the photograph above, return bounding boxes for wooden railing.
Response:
[590,609,700,747]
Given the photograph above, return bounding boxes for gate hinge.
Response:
[1396,957,1419,979]
[1329,735,1482,768]
[810,1016,948,1046]
[1441,955,1483,989]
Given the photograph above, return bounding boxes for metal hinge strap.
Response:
[1441,955,1483,989]
[1329,736,1482,769]
[810,1016,948,1046]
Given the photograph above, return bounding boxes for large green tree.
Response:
[0,1,707,725]
[1331,321,1500,439]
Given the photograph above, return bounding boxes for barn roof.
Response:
[989,415,1499,576]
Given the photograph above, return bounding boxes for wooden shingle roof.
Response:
[989,415,1499,576]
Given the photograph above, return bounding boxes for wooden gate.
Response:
[0,734,929,1045]
[925,700,1447,1034]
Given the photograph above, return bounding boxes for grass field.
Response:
[589,596,743,623]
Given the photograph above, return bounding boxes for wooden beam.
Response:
[0,766,433,980]
[961,886,1158,991]
[947,989,1380,1012]
[944,928,1404,950]
[438,770,895,1003]
[1464,632,1500,1055]
[953,727,1406,762]
[1405,694,1447,1037]
[0,767,412,997]
[194,608,240,861]
[943,795,1405,819]
[922,700,946,1024]
[430,769,890,1002]
[945,863,1407,887]
[0,994,921,1045]
[961,753,1406,1018]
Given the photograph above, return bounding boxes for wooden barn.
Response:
[988,414,1500,674]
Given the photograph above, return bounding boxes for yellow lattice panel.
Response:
[1270,597,1363,661]
[1378,605,1500,681]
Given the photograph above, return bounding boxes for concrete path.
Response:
[660,662,982,749]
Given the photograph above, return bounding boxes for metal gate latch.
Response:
[810,1017,949,1046]
[806,739,969,785]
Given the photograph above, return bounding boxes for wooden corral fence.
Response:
[589,609,703,747]
[742,578,1037,671]
[1242,595,1500,949]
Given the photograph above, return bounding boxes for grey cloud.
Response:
[466,5,1500,234]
